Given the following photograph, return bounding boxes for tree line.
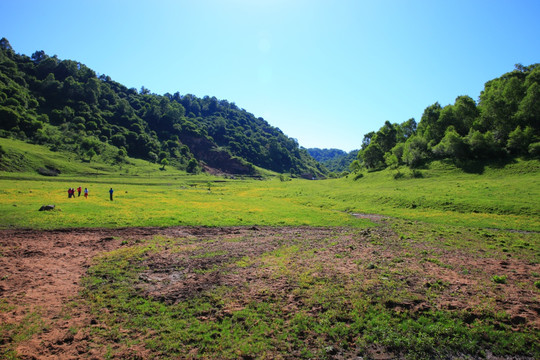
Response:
[0,38,325,177]
[307,148,359,176]
[355,63,540,171]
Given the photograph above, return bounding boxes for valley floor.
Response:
[0,223,538,359]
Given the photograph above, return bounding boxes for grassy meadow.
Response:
[0,137,538,231]
[1,137,539,359]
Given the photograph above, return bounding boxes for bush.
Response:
[528,142,540,158]
[37,166,60,176]
[432,128,467,159]
[0,106,20,129]
[186,158,199,174]
[467,130,500,159]
[279,174,291,182]
[507,126,534,155]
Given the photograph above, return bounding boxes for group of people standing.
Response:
[67,187,114,201]
[68,186,88,199]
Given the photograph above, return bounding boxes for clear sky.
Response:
[1,0,539,152]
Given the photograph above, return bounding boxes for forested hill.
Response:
[307,148,359,174]
[0,38,326,177]
[354,63,540,172]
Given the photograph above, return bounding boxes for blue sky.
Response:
[1,0,539,151]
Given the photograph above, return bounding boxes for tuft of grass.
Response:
[492,275,508,284]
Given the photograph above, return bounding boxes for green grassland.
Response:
[0,138,538,231]
[1,137,539,359]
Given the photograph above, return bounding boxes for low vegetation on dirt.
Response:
[0,220,538,359]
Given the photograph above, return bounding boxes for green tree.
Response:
[516,82,540,129]
[507,126,535,155]
[186,158,199,174]
[374,121,398,153]
[86,148,96,161]
[432,127,467,159]
[398,118,417,141]
[403,135,429,168]
[0,106,20,129]
[115,148,127,163]
[466,130,499,159]
[160,158,169,170]
[453,95,478,135]
[349,160,361,173]
[417,102,442,143]
[361,131,375,150]
[361,143,384,169]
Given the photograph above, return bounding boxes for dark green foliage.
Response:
[0,38,324,176]
[402,135,429,168]
[186,158,199,174]
[356,64,540,171]
[307,148,358,173]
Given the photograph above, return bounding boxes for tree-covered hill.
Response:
[0,38,326,177]
[307,148,359,174]
[355,64,540,171]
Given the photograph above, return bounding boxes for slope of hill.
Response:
[0,38,326,177]
[307,148,359,173]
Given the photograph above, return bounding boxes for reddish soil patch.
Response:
[0,225,538,359]
[0,227,191,359]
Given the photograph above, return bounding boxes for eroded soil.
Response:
[0,224,538,359]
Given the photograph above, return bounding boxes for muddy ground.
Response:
[0,224,538,359]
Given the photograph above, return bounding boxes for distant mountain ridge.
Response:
[0,38,326,177]
[307,148,359,173]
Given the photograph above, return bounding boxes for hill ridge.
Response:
[0,37,326,177]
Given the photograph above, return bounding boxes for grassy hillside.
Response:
[0,40,325,177]
[1,138,538,231]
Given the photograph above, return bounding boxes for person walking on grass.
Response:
[109,187,114,201]
[77,186,82,197]
[84,188,88,199]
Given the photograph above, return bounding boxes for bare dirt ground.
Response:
[0,225,538,359]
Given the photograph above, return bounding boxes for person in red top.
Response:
[77,186,82,197]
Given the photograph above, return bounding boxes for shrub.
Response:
[37,166,60,176]
[186,158,199,174]
[507,126,534,155]
[528,142,540,158]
